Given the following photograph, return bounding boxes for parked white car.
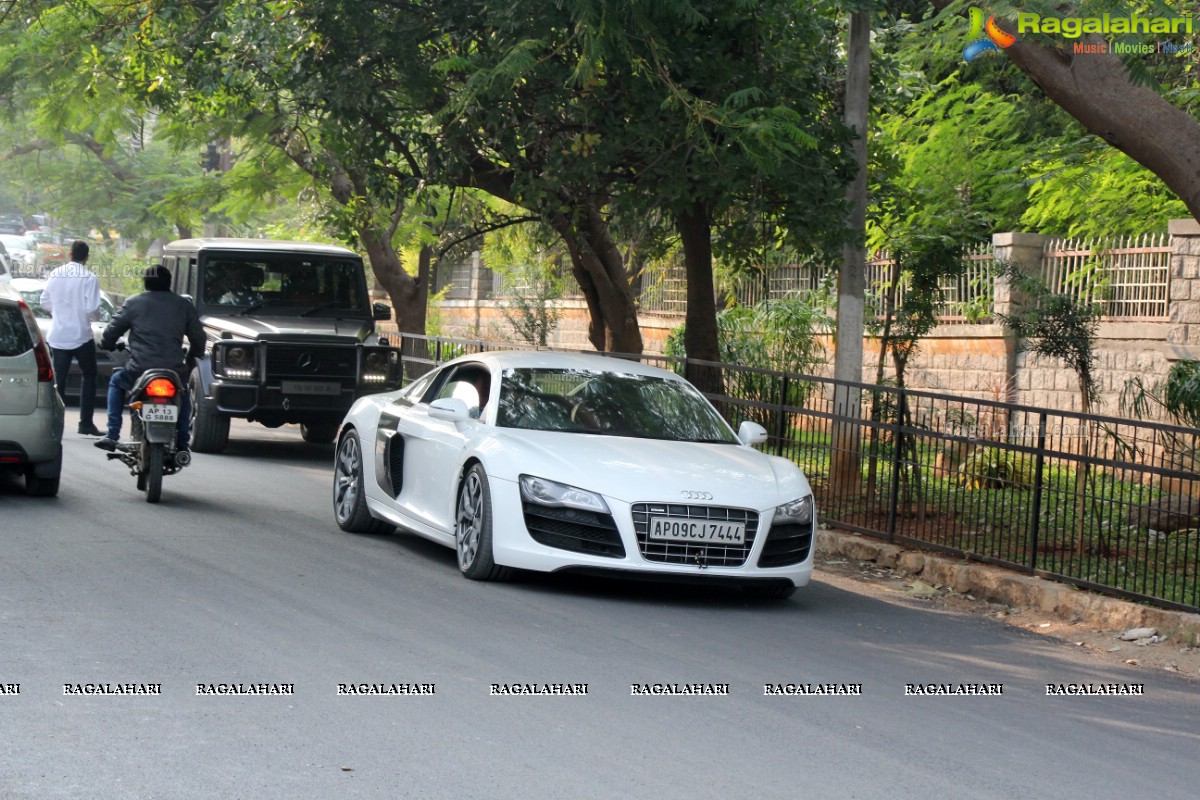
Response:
[333,350,815,597]
[0,282,63,495]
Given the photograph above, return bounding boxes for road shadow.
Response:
[358,526,812,612]
[202,422,335,465]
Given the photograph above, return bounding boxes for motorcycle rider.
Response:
[95,265,205,453]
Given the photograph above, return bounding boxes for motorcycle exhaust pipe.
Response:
[175,450,192,468]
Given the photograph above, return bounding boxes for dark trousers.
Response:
[51,339,97,427]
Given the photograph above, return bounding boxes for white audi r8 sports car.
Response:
[333,350,815,597]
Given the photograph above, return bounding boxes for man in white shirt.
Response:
[40,240,103,436]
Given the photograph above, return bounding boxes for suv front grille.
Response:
[266,344,356,381]
[631,504,758,567]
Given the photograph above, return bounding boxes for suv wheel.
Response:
[189,369,230,454]
[301,422,338,444]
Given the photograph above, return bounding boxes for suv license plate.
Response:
[142,404,178,423]
[281,380,341,396]
[648,518,746,545]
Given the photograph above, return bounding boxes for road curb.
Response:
[815,529,1200,647]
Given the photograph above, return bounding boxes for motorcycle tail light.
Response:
[146,378,177,398]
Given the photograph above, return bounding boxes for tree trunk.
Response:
[676,203,722,395]
[549,210,643,354]
[465,154,642,355]
[360,227,429,336]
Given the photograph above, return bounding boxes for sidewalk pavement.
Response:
[815,528,1200,647]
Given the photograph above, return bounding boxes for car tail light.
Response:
[145,378,177,398]
[17,300,55,382]
[33,341,54,382]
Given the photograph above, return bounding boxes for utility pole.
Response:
[831,9,870,495]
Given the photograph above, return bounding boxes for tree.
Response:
[928,1,1200,223]
[275,0,852,361]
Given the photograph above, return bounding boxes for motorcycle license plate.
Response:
[142,404,178,423]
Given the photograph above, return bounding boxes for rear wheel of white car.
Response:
[333,430,393,534]
[456,463,511,581]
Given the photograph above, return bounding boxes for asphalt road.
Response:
[1,422,1198,799]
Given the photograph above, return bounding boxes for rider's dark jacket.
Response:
[101,290,205,376]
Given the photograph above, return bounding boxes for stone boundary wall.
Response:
[419,222,1200,416]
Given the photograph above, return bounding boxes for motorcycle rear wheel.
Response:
[144,442,164,503]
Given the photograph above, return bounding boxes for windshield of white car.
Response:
[496,367,738,443]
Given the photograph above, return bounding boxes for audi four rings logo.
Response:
[681,491,713,500]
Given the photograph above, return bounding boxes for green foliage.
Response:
[1020,146,1189,238]
[495,261,566,347]
[1122,360,1200,428]
[666,292,832,423]
[954,446,1033,490]
[872,3,1190,243]
[876,233,970,380]
[870,74,1029,247]
[1164,361,1200,429]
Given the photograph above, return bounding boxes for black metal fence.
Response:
[396,334,1200,613]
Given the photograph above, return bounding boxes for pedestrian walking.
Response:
[39,240,103,435]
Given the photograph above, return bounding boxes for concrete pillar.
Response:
[992,232,1048,406]
[1167,218,1200,349]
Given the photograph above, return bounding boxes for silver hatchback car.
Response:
[0,283,63,496]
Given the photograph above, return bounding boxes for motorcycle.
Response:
[104,367,191,503]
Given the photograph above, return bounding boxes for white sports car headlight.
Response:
[773,495,813,525]
[519,475,611,514]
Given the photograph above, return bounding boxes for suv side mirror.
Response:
[372,301,391,321]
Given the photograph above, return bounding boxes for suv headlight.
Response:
[361,346,401,386]
[519,475,610,514]
[773,495,813,526]
[213,341,259,380]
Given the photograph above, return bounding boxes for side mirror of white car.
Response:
[429,397,471,422]
[737,420,768,446]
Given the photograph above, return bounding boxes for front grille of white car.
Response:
[630,504,758,567]
[757,522,812,567]
[523,504,625,558]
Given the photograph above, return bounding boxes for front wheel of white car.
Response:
[333,430,393,535]
[455,463,511,582]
